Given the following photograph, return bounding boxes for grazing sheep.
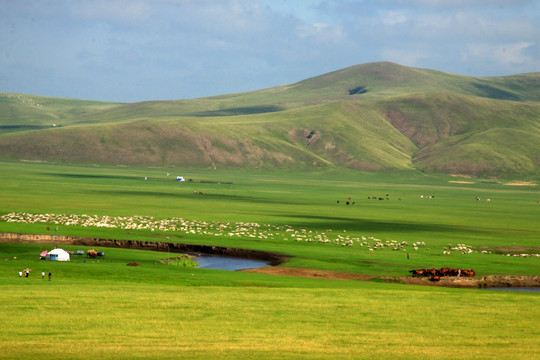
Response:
[1,212,440,258]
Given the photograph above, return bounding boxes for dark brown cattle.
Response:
[410,267,475,278]
[461,269,476,277]
[440,268,460,276]
[409,269,425,277]
[439,267,451,276]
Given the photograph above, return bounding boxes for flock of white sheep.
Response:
[504,253,540,258]
[0,212,534,257]
[6,94,43,108]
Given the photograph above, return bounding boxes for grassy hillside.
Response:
[0,93,122,131]
[377,93,540,176]
[1,62,539,177]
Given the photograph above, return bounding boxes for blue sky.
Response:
[1,0,539,102]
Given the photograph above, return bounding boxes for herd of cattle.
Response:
[410,267,475,282]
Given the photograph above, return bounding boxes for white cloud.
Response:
[379,48,428,68]
[70,0,154,24]
[296,22,347,44]
[464,42,534,66]
[381,11,407,26]
[379,0,536,10]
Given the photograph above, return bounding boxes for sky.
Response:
[1,0,539,103]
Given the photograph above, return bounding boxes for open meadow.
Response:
[1,160,539,359]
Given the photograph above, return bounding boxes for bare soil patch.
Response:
[478,246,540,252]
[241,267,373,281]
[449,173,474,178]
[504,181,537,186]
[448,180,475,184]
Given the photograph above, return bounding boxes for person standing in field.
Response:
[48,272,52,281]
[42,271,45,279]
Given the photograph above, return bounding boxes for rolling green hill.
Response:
[1,62,539,177]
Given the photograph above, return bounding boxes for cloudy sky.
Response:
[1,0,539,103]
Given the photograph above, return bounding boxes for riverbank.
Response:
[386,274,540,288]
[242,267,540,289]
[243,267,540,289]
[0,232,286,266]
[2,232,538,288]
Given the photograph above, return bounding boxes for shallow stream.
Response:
[479,287,540,292]
[193,254,270,271]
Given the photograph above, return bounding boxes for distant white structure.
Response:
[46,248,70,261]
[176,176,185,181]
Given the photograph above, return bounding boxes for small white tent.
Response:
[46,248,70,261]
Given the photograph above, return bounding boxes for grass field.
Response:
[1,160,539,359]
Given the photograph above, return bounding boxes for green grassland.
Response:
[1,161,539,359]
[2,62,540,177]
[0,93,122,130]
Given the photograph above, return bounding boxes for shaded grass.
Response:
[189,105,284,116]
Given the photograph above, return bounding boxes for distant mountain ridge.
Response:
[1,62,539,177]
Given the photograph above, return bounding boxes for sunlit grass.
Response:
[1,283,538,360]
[0,161,539,359]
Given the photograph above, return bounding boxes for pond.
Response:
[479,287,540,292]
[193,254,270,271]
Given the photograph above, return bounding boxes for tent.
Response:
[46,248,70,261]
[39,250,48,259]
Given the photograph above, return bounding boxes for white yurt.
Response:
[46,248,70,261]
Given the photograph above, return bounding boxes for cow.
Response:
[409,269,425,277]
[461,269,476,277]
[439,267,451,276]
[425,268,439,276]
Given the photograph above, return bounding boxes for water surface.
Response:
[194,254,270,271]
[480,287,540,292]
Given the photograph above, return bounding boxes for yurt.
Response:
[46,248,70,261]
